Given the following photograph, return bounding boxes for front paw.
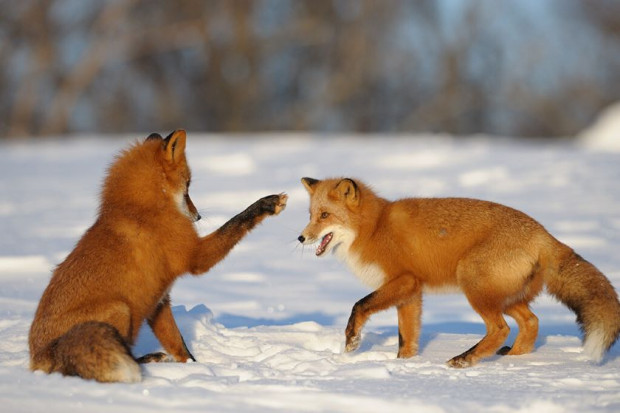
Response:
[397,347,416,359]
[345,320,361,352]
[258,193,287,215]
[345,333,361,353]
[446,355,474,368]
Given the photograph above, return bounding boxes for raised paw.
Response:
[258,193,288,215]
[273,193,287,215]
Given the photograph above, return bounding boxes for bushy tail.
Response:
[30,321,141,383]
[545,248,620,362]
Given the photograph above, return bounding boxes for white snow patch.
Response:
[376,151,449,170]
[555,235,606,249]
[579,101,620,152]
[0,256,50,273]
[193,153,256,176]
[458,167,509,187]
[224,272,265,282]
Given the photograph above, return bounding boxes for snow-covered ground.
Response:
[1,132,619,412]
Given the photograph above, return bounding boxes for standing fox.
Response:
[29,130,287,382]
[298,177,620,367]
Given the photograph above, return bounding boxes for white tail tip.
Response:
[110,355,142,383]
[583,329,606,363]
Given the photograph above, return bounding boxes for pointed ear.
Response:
[163,130,187,163]
[145,132,163,142]
[301,177,320,194]
[334,178,359,206]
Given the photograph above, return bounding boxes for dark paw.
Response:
[496,346,512,356]
[257,194,288,215]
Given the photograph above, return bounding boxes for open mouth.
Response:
[316,232,333,256]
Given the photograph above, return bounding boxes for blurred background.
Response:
[2,0,620,139]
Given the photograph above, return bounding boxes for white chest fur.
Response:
[336,248,386,290]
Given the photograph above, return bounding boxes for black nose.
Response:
[195,213,202,222]
[298,235,305,243]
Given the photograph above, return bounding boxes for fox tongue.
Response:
[316,233,333,256]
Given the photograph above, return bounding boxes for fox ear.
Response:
[163,130,187,163]
[301,177,320,194]
[335,178,359,206]
[145,132,163,142]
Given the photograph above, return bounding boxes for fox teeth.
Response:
[316,232,333,256]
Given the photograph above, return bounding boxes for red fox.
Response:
[298,177,620,367]
[29,130,287,382]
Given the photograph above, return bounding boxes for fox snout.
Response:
[187,195,201,222]
[297,230,336,257]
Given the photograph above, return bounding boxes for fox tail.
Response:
[545,248,620,362]
[30,321,141,383]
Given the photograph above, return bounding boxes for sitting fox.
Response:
[29,130,287,382]
[298,177,620,367]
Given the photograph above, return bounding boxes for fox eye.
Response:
[320,212,330,219]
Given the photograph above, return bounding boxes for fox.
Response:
[298,177,620,367]
[28,130,287,382]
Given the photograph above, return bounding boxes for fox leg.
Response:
[449,246,521,367]
[447,308,510,368]
[138,294,195,364]
[345,274,419,354]
[497,302,539,356]
[397,292,422,358]
[448,270,511,367]
[189,194,287,275]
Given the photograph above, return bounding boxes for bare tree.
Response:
[1,0,619,138]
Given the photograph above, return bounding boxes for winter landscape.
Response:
[1,129,619,412]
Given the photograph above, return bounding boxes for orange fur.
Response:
[29,131,287,382]
[299,177,620,367]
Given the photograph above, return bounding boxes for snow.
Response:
[1,133,620,412]
[579,101,620,153]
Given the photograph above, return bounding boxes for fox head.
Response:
[102,129,201,222]
[298,177,362,257]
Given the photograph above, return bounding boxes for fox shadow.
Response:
[367,321,586,354]
[134,306,620,363]
[360,321,620,363]
[133,305,203,358]
[215,311,337,329]
[133,305,337,357]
